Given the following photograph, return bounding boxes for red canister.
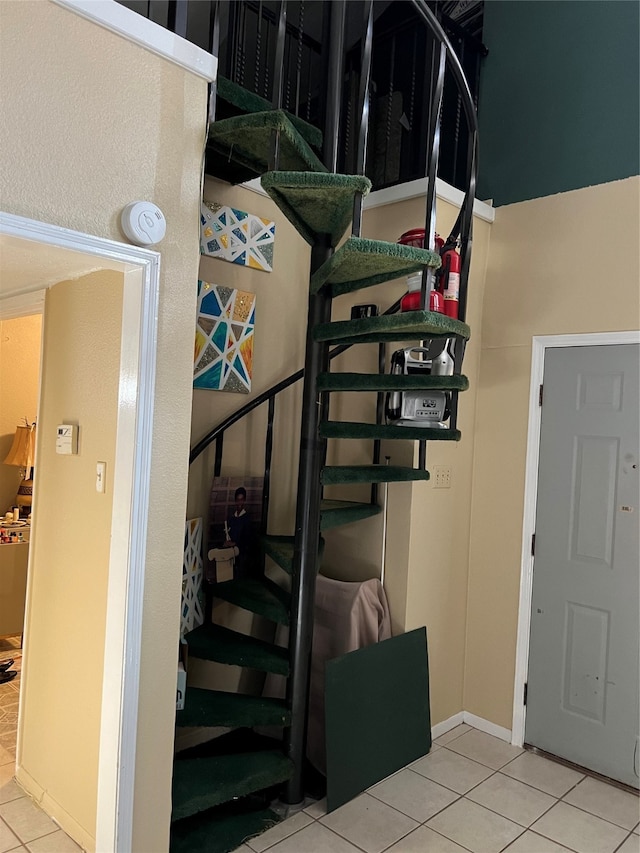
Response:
[401,274,444,313]
[398,229,444,253]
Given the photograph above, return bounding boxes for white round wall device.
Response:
[121,201,167,246]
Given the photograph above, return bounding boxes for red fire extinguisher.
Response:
[439,241,461,320]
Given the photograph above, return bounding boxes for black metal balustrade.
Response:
[116,0,486,192]
[149,0,480,837]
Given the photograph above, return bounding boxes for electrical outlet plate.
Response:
[433,465,452,489]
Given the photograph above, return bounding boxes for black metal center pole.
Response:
[284,241,332,805]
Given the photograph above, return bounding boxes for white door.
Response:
[525,344,639,788]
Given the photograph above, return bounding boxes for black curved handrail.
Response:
[191,2,480,468]
[189,299,402,466]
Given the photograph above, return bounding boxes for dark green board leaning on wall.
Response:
[325,627,432,812]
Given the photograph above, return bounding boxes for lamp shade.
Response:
[3,424,36,468]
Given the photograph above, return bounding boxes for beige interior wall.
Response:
[322,196,491,725]
[19,272,122,846]
[188,178,310,530]
[1,3,207,850]
[185,178,310,704]
[465,176,640,729]
[0,315,42,514]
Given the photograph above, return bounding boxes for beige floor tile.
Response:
[303,797,327,819]
[0,798,57,845]
[230,846,253,853]
[501,752,584,798]
[0,819,21,853]
[426,798,523,853]
[247,811,313,852]
[264,821,362,852]
[445,730,524,770]
[502,830,573,852]
[616,834,640,853]
[320,792,418,853]
[434,724,472,746]
[0,749,13,769]
[0,774,23,807]
[467,772,557,826]
[384,825,470,852]
[368,768,459,822]
[25,831,81,852]
[562,777,639,830]
[531,802,627,853]
[410,747,494,794]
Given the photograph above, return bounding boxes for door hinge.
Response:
[523,683,528,706]
[539,384,544,406]
[531,533,536,556]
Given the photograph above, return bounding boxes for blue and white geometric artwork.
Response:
[200,201,276,272]
[194,281,255,394]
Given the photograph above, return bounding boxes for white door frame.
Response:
[0,211,160,852]
[512,330,640,748]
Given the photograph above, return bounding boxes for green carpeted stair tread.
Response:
[320,421,461,441]
[213,577,290,625]
[172,751,294,821]
[314,310,470,345]
[261,535,325,575]
[261,171,372,246]
[261,535,296,576]
[176,687,290,729]
[320,499,382,530]
[206,112,327,185]
[217,76,323,150]
[170,804,281,853]
[317,372,469,393]
[322,465,431,485]
[310,236,441,296]
[185,623,289,675]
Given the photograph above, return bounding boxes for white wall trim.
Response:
[51,0,217,82]
[242,175,495,223]
[0,290,45,319]
[431,712,465,741]
[365,177,496,223]
[512,330,640,748]
[0,211,159,853]
[463,712,512,744]
[431,711,511,743]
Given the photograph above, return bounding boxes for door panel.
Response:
[526,344,639,788]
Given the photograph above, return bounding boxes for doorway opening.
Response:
[513,331,640,790]
[0,212,160,851]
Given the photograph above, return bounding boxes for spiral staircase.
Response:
[170,2,478,850]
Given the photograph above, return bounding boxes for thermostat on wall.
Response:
[56,424,78,455]
[121,201,166,246]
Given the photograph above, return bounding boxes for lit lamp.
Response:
[3,422,36,516]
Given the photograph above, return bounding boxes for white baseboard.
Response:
[463,712,512,744]
[431,712,464,741]
[15,765,93,852]
[431,711,512,744]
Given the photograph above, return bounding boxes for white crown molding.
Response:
[364,177,495,223]
[51,0,217,82]
[242,176,495,223]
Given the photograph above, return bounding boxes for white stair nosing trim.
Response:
[463,712,512,744]
[51,0,217,82]
[431,712,465,741]
[241,176,495,222]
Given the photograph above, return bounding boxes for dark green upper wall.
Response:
[478,0,640,206]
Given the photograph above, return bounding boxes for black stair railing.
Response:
[186,0,479,810]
